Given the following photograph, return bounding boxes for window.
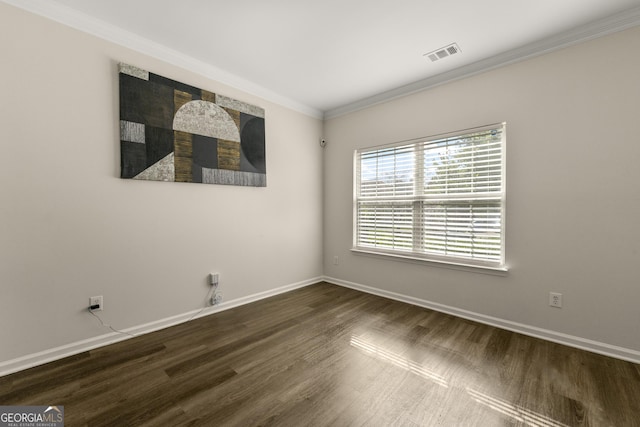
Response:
[353,123,506,270]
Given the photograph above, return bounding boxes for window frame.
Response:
[352,123,507,272]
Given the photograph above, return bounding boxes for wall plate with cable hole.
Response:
[211,293,223,306]
[89,296,103,311]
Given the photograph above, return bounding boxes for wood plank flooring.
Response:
[1,282,639,426]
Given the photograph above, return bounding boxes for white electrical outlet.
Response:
[209,273,219,286]
[549,292,562,308]
[333,256,339,265]
[89,295,103,311]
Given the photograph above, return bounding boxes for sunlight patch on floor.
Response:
[466,387,569,427]
[349,334,569,426]
[349,334,449,388]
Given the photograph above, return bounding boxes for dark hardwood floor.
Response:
[1,282,639,426]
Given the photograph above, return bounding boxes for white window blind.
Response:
[354,123,506,270]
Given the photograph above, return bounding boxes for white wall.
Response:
[0,3,323,364]
[323,27,640,354]
[2,1,639,372]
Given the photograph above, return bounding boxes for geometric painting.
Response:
[119,63,266,186]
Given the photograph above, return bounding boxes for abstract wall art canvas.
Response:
[119,63,266,186]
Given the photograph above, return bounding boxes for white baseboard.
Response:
[0,277,322,377]
[323,276,640,365]
[4,275,637,377]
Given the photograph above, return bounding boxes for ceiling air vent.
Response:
[424,43,461,62]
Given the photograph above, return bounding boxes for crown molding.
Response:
[324,5,640,119]
[1,0,324,119]
[3,0,639,121]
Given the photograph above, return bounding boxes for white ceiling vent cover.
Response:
[424,43,461,62]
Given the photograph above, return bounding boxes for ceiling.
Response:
[6,0,640,117]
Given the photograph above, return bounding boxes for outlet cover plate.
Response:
[89,295,103,311]
[549,292,562,308]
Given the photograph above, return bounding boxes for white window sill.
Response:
[351,248,509,276]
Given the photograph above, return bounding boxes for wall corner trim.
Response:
[323,276,640,365]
